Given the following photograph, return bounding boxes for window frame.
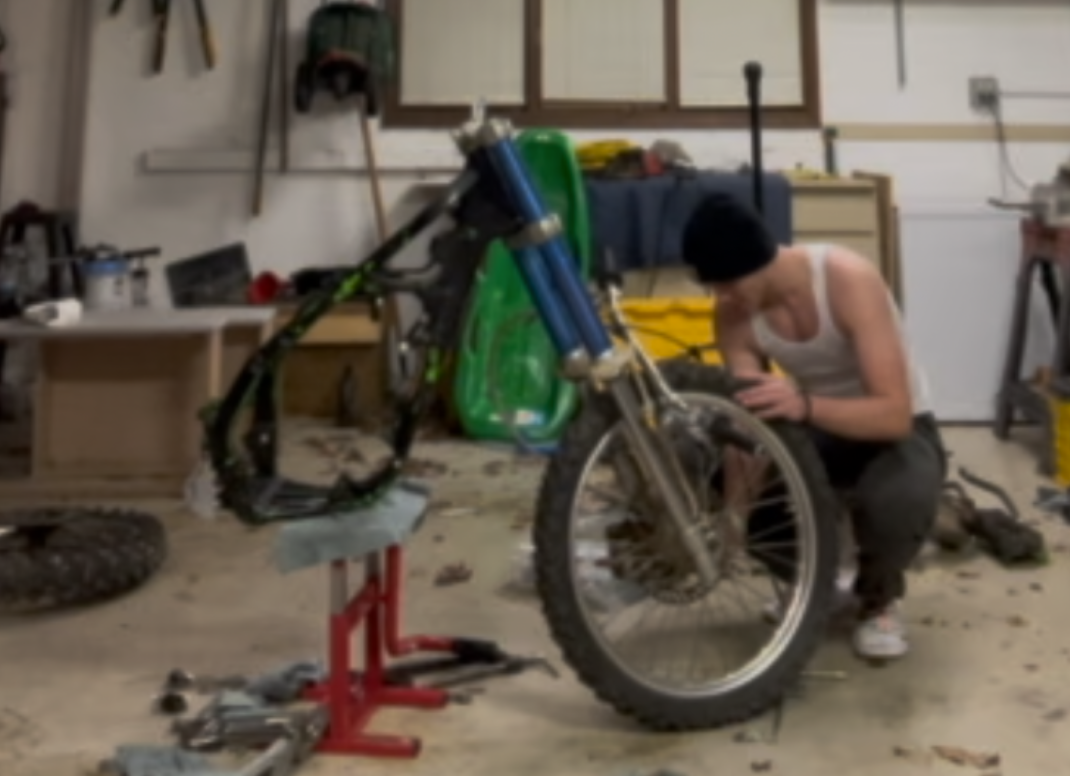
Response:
[381,0,822,130]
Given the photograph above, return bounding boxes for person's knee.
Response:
[854,451,943,542]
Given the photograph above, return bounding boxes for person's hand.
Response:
[734,372,809,422]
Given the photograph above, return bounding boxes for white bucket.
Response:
[83,257,131,311]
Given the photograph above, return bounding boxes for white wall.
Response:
[9,1,1070,420]
[0,0,87,211]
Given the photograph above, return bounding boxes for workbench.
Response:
[0,307,276,500]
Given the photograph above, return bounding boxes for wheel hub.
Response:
[603,405,734,604]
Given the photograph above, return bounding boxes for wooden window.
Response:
[382,0,821,130]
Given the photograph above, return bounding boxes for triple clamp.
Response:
[504,214,563,250]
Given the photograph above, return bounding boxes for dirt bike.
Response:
[200,61,839,731]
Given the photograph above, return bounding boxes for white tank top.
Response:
[751,245,932,415]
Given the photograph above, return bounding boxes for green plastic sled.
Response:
[452,128,592,447]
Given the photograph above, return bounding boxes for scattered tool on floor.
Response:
[105,704,327,776]
[1035,485,1070,523]
[434,561,473,586]
[941,468,1046,565]
[173,701,328,755]
[384,648,558,691]
[429,655,558,690]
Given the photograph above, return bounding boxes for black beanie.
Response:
[681,192,777,284]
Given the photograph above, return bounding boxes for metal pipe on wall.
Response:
[57,0,94,213]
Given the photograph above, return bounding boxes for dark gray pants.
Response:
[747,414,946,614]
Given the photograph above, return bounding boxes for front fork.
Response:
[452,119,718,587]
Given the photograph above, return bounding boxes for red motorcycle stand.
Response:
[302,546,455,758]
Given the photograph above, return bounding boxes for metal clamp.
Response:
[504,214,563,250]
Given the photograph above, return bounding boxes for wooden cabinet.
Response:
[789,175,903,305]
[273,303,386,423]
[623,173,904,306]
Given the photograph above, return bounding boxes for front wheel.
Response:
[533,359,839,731]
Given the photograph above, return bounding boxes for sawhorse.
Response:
[993,217,1070,475]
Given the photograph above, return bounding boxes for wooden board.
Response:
[273,302,381,345]
[833,123,1070,143]
[852,171,903,306]
[280,346,385,424]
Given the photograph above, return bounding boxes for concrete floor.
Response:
[1,425,1068,776]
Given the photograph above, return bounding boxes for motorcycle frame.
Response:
[202,113,741,586]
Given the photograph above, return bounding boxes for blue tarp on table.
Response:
[584,172,794,272]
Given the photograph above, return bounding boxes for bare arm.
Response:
[808,257,914,441]
[714,302,769,513]
[715,301,765,376]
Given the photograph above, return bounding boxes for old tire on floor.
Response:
[534,359,839,731]
[0,507,168,611]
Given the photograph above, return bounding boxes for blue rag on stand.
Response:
[584,172,794,272]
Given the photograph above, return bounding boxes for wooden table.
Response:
[0,307,275,499]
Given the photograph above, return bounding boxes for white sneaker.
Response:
[853,604,908,660]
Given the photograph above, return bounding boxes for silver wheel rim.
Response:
[567,392,821,699]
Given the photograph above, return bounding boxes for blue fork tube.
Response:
[483,136,615,360]
[511,244,582,356]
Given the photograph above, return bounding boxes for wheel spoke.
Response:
[566,391,824,697]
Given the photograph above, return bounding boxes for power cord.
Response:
[989,102,1031,198]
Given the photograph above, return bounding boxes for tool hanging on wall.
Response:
[279,0,291,172]
[822,126,840,176]
[293,2,395,117]
[0,24,8,212]
[893,0,907,88]
[252,0,287,217]
[144,0,216,74]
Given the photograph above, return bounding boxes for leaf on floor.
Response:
[404,458,449,478]
[892,745,932,765]
[732,728,763,744]
[301,437,343,458]
[931,744,1000,769]
[434,562,473,587]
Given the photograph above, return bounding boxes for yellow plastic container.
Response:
[619,298,722,365]
[1050,379,1070,487]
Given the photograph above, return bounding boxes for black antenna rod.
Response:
[743,61,765,216]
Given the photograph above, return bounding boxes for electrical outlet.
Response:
[969,76,1000,113]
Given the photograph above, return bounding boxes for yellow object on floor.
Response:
[1050,381,1070,487]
